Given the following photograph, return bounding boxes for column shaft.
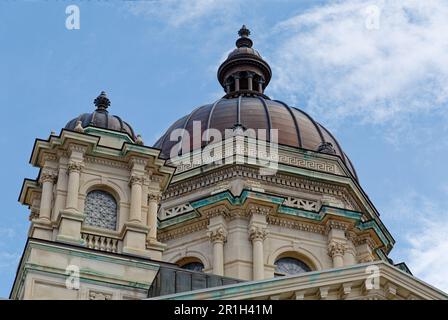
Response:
[129,177,143,222]
[147,198,158,239]
[39,179,54,220]
[212,241,224,276]
[252,239,264,280]
[66,164,81,210]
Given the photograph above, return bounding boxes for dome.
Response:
[154,26,358,180]
[153,96,358,180]
[65,91,137,141]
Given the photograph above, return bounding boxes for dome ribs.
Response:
[256,96,272,142]
[205,99,223,142]
[274,99,302,148]
[293,107,325,147]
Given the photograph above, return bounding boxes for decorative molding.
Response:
[68,144,88,154]
[84,156,129,169]
[89,290,113,300]
[160,203,194,220]
[129,175,144,186]
[325,220,351,234]
[249,225,268,241]
[247,204,272,216]
[283,197,318,212]
[207,227,227,243]
[202,205,231,219]
[164,165,358,212]
[67,161,84,173]
[148,192,162,202]
[41,152,58,163]
[157,219,208,242]
[267,216,326,234]
[328,240,346,257]
[129,157,148,167]
[39,170,58,184]
[354,235,377,251]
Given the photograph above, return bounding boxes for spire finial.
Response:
[238,25,250,38]
[94,91,110,111]
[236,25,253,48]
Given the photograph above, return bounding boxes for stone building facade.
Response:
[10,27,447,300]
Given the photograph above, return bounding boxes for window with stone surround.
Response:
[84,190,117,230]
[274,257,311,276]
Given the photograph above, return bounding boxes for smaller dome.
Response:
[65,91,136,141]
[228,47,262,59]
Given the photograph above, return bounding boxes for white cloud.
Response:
[269,0,448,127]
[127,0,240,27]
[406,218,448,293]
[385,191,448,293]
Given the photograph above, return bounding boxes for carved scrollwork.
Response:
[129,175,144,186]
[148,191,162,202]
[67,161,84,173]
[249,225,268,242]
[207,227,227,243]
[328,240,346,257]
[247,204,272,217]
[39,170,58,184]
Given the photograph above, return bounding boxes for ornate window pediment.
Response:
[84,190,117,230]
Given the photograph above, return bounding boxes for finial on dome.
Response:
[238,25,250,37]
[236,25,253,48]
[94,91,110,111]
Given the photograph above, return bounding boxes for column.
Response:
[225,79,231,94]
[250,226,267,280]
[234,74,240,91]
[328,240,345,268]
[129,175,144,223]
[208,227,227,276]
[326,220,349,268]
[65,161,83,211]
[247,72,254,91]
[147,192,161,240]
[57,145,86,244]
[38,170,57,221]
[257,78,265,93]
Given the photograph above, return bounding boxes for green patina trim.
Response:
[376,248,389,262]
[188,190,389,247]
[84,127,134,143]
[29,241,160,271]
[161,262,384,300]
[23,264,151,290]
[159,211,200,228]
[357,220,389,246]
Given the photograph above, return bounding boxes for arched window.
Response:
[84,190,117,230]
[274,257,311,276]
[180,262,204,272]
[176,257,204,272]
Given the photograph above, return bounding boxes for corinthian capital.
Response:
[328,240,346,257]
[148,191,162,202]
[207,227,227,243]
[249,225,268,242]
[39,170,58,184]
[67,161,83,173]
[129,175,144,186]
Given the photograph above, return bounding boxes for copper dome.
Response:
[154,26,358,180]
[153,96,358,180]
[65,91,136,141]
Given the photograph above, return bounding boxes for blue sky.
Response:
[1,0,448,297]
